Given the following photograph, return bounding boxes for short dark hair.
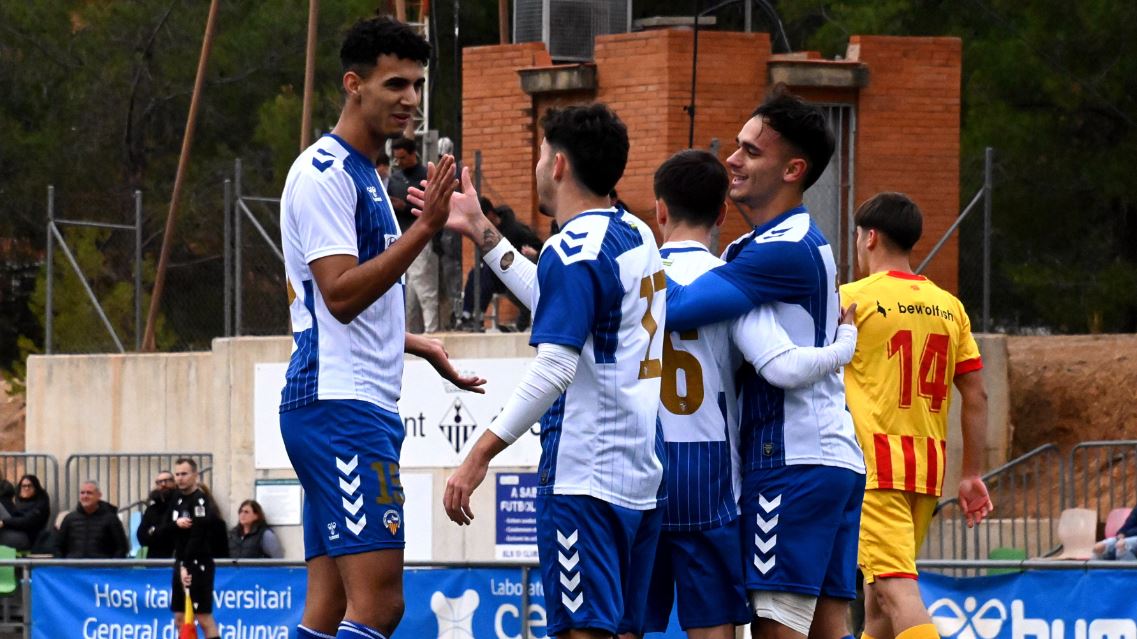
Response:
[854,192,923,252]
[174,457,198,472]
[375,151,390,167]
[752,85,834,190]
[540,104,629,198]
[340,16,430,76]
[654,150,728,228]
[391,137,417,155]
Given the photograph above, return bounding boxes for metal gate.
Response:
[803,103,857,282]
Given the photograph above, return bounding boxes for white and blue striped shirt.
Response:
[279,134,404,413]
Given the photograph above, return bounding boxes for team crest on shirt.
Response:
[383,509,401,535]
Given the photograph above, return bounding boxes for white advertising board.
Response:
[254,358,540,469]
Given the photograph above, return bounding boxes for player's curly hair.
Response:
[753,84,835,190]
[540,104,629,198]
[340,15,431,76]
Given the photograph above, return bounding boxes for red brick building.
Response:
[462,28,962,317]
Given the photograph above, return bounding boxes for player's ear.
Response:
[866,228,879,251]
[343,71,361,100]
[715,200,727,228]
[784,157,807,184]
[552,152,568,182]
[654,198,668,228]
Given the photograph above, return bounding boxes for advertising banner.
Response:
[495,472,539,560]
[32,565,684,639]
[921,570,1137,639]
[254,358,541,469]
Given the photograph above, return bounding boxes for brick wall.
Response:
[459,31,963,327]
[851,35,962,292]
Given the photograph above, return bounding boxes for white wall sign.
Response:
[254,480,302,526]
[254,358,541,469]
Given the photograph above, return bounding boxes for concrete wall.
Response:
[25,331,1008,561]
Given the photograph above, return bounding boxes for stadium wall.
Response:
[25,333,1008,560]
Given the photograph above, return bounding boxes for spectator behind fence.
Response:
[0,474,51,551]
[228,499,283,559]
[375,151,391,189]
[456,200,541,332]
[137,470,177,558]
[1093,505,1137,560]
[436,137,465,328]
[55,480,129,558]
[388,137,442,333]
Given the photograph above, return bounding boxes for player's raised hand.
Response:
[840,303,858,325]
[409,165,490,240]
[417,155,457,232]
[958,475,993,528]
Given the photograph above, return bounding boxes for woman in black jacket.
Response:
[0,474,50,551]
[227,500,283,559]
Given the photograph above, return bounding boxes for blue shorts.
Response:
[644,519,751,632]
[280,399,406,560]
[536,494,662,636]
[740,465,865,599]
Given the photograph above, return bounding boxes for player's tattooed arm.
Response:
[479,226,502,251]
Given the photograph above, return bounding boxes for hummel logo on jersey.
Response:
[326,521,339,541]
[557,529,583,613]
[928,597,1006,639]
[336,455,367,535]
[312,157,333,172]
[560,230,588,257]
[367,185,382,202]
[430,590,479,639]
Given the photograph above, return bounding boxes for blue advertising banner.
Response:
[31,566,304,639]
[32,565,684,639]
[921,570,1137,639]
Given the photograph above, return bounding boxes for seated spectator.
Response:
[228,499,283,559]
[55,480,128,559]
[137,470,177,558]
[0,474,50,551]
[1094,506,1137,560]
[456,200,541,332]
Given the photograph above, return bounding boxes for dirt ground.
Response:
[1008,334,1137,455]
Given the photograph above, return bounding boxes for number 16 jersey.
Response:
[840,271,983,497]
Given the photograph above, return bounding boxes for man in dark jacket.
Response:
[136,470,177,558]
[55,481,128,558]
[157,458,227,639]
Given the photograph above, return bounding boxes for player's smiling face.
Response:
[351,53,424,139]
[726,117,795,211]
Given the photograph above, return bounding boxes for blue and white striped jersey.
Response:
[715,207,864,474]
[658,241,806,531]
[530,207,666,511]
[278,134,404,414]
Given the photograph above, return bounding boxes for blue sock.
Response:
[297,625,336,639]
[337,620,388,639]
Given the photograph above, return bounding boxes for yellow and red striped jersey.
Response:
[839,271,982,496]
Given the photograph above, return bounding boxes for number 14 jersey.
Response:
[840,271,983,496]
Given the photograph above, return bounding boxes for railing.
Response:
[922,444,1064,563]
[62,453,213,518]
[1068,440,1137,515]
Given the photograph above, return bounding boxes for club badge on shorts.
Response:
[383,509,401,535]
